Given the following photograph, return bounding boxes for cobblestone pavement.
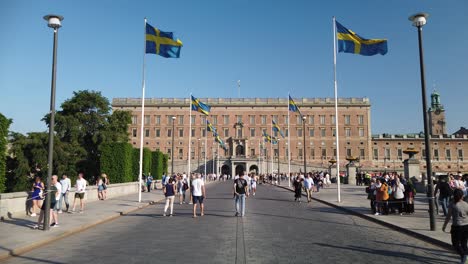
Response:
[3,181,458,264]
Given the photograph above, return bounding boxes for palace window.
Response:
[144,115,150,125]
[155,115,161,125]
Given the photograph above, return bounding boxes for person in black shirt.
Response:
[435,176,454,216]
[234,171,249,217]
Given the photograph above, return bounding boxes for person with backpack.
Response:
[435,176,454,216]
[442,189,468,264]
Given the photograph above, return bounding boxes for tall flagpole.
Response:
[333,16,341,203]
[138,18,147,203]
[204,136,207,179]
[287,93,291,187]
[270,123,273,176]
[188,94,192,186]
[217,143,219,176]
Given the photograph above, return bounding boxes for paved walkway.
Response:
[274,180,452,247]
[0,187,166,260]
[1,181,458,264]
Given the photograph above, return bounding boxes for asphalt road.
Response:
[3,181,458,264]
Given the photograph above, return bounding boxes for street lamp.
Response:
[171,116,176,175]
[409,12,436,231]
[43,14,63,231]
[302,115,307,176]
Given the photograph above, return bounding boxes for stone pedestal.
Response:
[403,158,421,181]
[346,162,357,185]
[329,165,337,179]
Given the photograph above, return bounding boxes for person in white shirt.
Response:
[304,174,314,203]
[58,174,71,213]
[71,172,87,213]
[191,174,206,218]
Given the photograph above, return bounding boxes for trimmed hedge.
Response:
[151,150,163,179]
[0,113,11,193]
[143,148,152,176]
[162,154,169,175]
[100,142,133,183]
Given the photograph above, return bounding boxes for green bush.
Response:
[100,142,133,183]
[143,148,152,176]
[132,148,140,181]
[162,154,169,175]
[151,150,163,179]
[0,113,12,193]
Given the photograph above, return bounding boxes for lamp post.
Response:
[43,14,63,231]
[409,12,436,231]
[171,116,176,175]
[302,115,307,176]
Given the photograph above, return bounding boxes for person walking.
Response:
[101,173,109,200]
[58,174,71,213]
[163,178,176,216]
[191,174,206,218]
[71,172,87,213]
[146,173,153,192]
[30,176,44,217]
[96,176,104,200]
[234,172,249,217]
[251,174,257,196]
[293,176,303,202]
[443,189,468,264]
[436,176,454,216]
[304,174,314,203]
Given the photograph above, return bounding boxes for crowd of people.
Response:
[29,172,110,230]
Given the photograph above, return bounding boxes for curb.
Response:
[0,196,166,261]
[271,183,452,251]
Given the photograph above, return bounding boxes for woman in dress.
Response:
[31,176,44,216]
[96,176,104,200]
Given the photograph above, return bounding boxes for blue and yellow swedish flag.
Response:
[272,120,285,138]
[146,23,183,58]
[191,95,211,116]
[288,95,302,116]
[336,21,387,56]
[207,120,216,133]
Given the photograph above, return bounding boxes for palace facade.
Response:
[112,92,467,176]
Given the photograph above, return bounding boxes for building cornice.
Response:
[112,97,371,108]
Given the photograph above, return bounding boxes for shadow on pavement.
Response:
[0,246,66,264]
[312,243,454,264]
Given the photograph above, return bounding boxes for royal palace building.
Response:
[112,92,467,176]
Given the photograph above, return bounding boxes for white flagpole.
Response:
[270,123,273,176]
[188,94,192,187]
[137,18,148,203]
[333,16,341,203]
[287,93,291,187]
[217,143,220,176]
[204,136,207,179]
[258,140,261,175]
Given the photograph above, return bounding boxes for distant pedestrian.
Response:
[293,176,303,202]
[191,174,206,218]
[30,176,44,217]
[33,175,61,229]
[163,178,176,217]
[435,176,453,216]
[59,174,71,213]
[443,189,468,264]
[146,173,153,192]
[102,173,109,200]
[177,176,188,204]
[234,172,249,217]
[71,172,87,213]
[96,176,104,200]
[251,174,257,196]
[304,174,314,203]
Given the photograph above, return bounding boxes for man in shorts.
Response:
[191,174,206,218]
[71,172,87,213]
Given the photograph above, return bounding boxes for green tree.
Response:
[43,90,131,180]
[0,113,12,192]
[100,142,133,183]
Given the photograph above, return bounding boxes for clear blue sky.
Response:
[1,0,467,134]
